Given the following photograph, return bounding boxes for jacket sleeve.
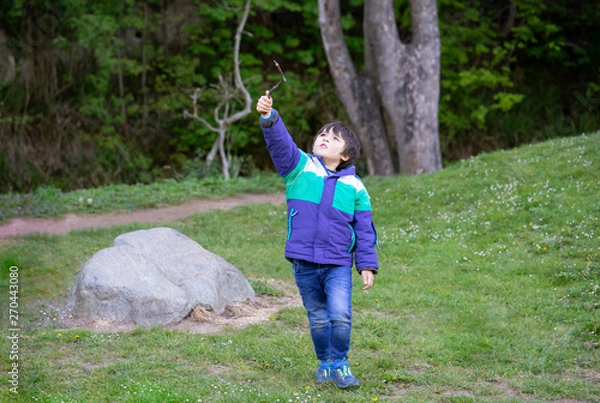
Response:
[353,188,379,274]
[260,109,301,178]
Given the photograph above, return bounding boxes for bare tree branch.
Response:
[183,0,253,180]
[183,88,218,132]
[224,0,252,124]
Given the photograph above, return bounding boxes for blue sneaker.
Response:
[316,360,331,384]
[330,359,359,388]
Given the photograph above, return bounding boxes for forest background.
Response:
[0,0,598,193]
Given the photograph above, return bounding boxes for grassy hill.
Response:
[1,132,599,402]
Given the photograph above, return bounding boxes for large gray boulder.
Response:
[71,227,255,326]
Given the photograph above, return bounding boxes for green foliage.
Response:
[0,133,599,402]
[0,0,598,192]
[437,0,600,159]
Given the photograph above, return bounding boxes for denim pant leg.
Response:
[323,265,353,360]
[293,260,353,361]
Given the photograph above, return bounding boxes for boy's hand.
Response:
[361,270,374,290]
[256,91,273,118]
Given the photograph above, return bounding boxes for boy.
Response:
[256,91,379,388]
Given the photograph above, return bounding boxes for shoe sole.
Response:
[331,376,359,388]
[333,381,359,389]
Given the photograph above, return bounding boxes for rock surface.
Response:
[71,227,255,326]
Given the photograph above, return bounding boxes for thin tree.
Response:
[184,0,252,180]
[319,0,442,175]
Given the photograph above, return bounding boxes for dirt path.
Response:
[0,192,285,237]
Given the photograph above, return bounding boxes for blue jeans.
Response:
[292,259,353,361]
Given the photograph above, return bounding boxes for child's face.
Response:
[312,129,350,171]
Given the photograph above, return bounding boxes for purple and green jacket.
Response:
[260,110,378,274]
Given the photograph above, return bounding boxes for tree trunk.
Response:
[218,127,230,180]
[318,0,395,176]
[410,0,442,173]
[319,0,442,175]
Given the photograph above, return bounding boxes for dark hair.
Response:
[314,121,361,170]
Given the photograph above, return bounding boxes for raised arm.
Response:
[257,92,301,178]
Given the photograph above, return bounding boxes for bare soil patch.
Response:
[70,280,302,334]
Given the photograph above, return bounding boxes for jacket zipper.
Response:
[287,208,298,240]
[347,224,356,252]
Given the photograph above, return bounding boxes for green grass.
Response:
[1,132,599,402]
